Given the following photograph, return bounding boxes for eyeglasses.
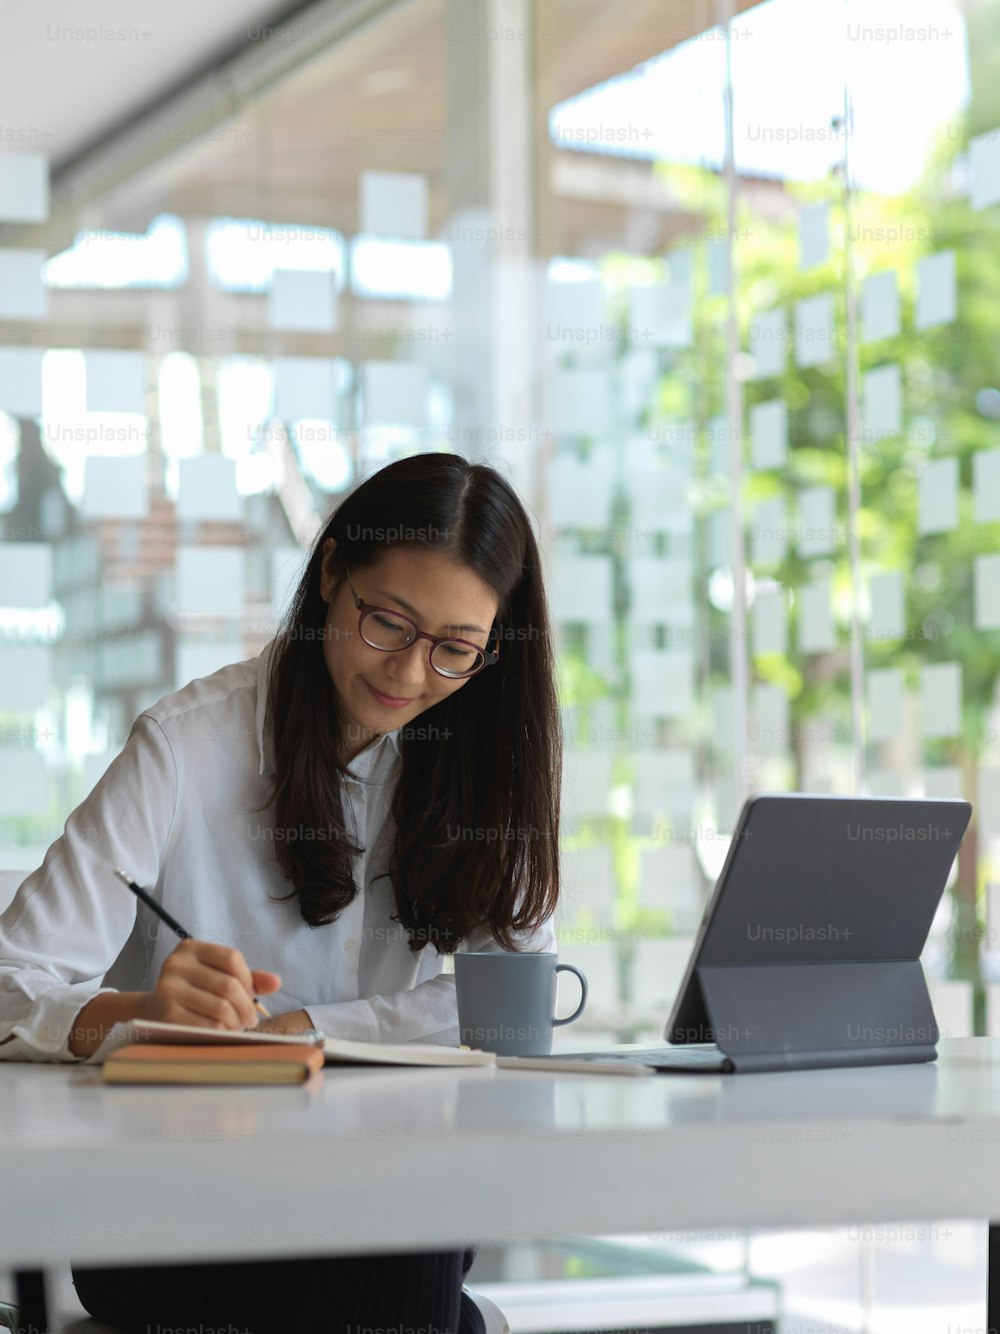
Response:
[343,564,500,679]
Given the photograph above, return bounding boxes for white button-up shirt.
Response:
[0,641,555,1062]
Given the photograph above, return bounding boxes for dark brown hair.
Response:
[260,452,561,953]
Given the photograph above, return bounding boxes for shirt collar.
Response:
[255,638,402,777]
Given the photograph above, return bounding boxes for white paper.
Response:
[0,643,50,710]
[0,346,44,415]
[548,367,611,436]
[974,553,1000,630]
[0,248,47,319]
[85,350,146,414]
[0,749,48,816]
[915,251,957,330]
[628,281,692,349]
[631,650,694,718]
[362,360,427,428]
[752,588,787,656]
[799,581,835,653]
[268,269,337,333]
[178,456,242,522]
[749,308,786,378]
[274,357,338,421]
[794,293,835,369]
[0,152,49,223]
[175,548,244,615]
[0,542,52,607]
[749,399,788,470]
[970,129,1000,211]
[80,456,148,520]
[799,201,830,269]
[751,495,787,565]
[862,363,902,444]
[918,456,958,535]
[550,554,613,624]
[797,486,837,556]
[974,447,1000,524]
[860,270,900,343]
[868,569,905,642]
[867,669,904,741]
[359,170,428,239]
[921,661,961,737]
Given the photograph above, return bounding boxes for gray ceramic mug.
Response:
[454,951,588,1056]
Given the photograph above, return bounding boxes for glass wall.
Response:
[1,0,998,1317]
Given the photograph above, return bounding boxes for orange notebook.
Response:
[102,1042,325,1086]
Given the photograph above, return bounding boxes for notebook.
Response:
[93,1018,497,1068]
[102,1042,325,1086]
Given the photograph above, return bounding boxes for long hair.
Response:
[260,452,561,954]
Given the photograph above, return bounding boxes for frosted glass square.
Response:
[560,846,616,922]
[707,414,733,475]
[749,399,788,470]
[274,357,338,421]
[80,456,148,520]
[638,846,699,923]
[632,651,694,718]
[797,486,837,556]
[362,360,427,428]
[359,170,428,239]
[862,364,902,444]
[549,368,611,436]
[175,548,244,615]
[627,558,693,626]
[269,269,337,333]
[749,308,785,378]
[0,543,51,607]
[708,508,731,567]
[918,456,958,535]
[84,350,145,414]
[753,683,789,751]
[176,639,242,687]
[272,546,305,614]
[799,201,830,269]
[0,346,43,415]
[629,281,691,348]
[923,766,963,800]
[869,570,905,642]
[632,750,695,819]
[0,644,50,710]
[970,129,1000,210]
[860,270,900,343]
[0,152,48,223]
[750,495,787,565]
[0,749,47,816]
[549,449,614,530]
[973,447,1000,524]
[707,239,728,295]
[978,767,1000,839]
[867,669,904,741]
[921,662,961,737]
[752,588,786,656]
[545,278,604,342]
[178,456,241,522]
[550,554,612,624]
[794,293,835,369]
[561,751,614,818]
[974,553,1000,630]
[915,251,957,330]
[799,581,835,653]
[0,248,46,318]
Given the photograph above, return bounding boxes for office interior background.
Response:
[2,0,1000,1329]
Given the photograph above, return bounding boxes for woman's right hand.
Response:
[137,939,282,1031]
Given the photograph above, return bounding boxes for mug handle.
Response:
[552,964,588,1026]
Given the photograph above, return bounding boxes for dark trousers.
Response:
[71,1246,485,1334]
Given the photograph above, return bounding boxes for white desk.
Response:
[4,1039,1000,1324]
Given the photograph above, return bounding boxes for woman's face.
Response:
[319,540,500,762]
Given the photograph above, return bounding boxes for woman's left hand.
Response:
[254,1008,316,1035]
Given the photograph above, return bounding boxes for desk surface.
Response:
[3,1038,1000,1266]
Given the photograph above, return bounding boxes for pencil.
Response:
[113,867,271,1019]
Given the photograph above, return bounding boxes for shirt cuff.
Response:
[9,984,119,1063]
[304,998,380,1043]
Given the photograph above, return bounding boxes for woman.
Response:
[0,452,562,1334]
